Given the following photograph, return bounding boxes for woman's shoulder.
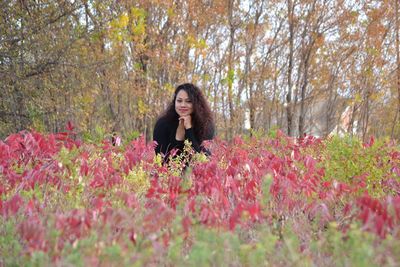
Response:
[155,116,167,125]
[154,116,176,130]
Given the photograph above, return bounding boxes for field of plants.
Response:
[1,127,400,266]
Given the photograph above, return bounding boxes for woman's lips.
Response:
[179,109,188,112]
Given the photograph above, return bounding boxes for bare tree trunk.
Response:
[298,48,311,136]
[243,1,263,134]
[286,0,295,136]
[101,69,117,124]
[249,83,255,132]
[222,84,229,139]
[270,59,279,131]
[361,90,370,142]
[392,0,400,139]
[11,86,25,132]
[325,80,338,136]
[347,105,358,137]
[227,0,236,140]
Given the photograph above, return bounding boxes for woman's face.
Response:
[175,89,193,117]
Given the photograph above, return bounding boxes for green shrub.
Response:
[0,218,22,267]
[322,135,394,197]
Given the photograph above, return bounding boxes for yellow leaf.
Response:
[167,6,176,18]
[354,93,362,103]
[132,24,145,36]
[164,83,175,94]
[119,13,129,28]
[138,99,148,115]
[130,7,147,19]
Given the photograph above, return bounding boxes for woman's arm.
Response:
[153,119,175,156]
[181,115,213,154]
[153,118,184,156]
[184,128,202,152]
[185,128,214,156]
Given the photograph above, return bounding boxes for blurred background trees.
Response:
[1,0,399,141]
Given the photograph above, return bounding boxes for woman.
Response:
[153,83,215,162]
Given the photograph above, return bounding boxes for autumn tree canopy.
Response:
[1,0,399,140]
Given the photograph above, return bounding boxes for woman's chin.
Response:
[177,111,188,117]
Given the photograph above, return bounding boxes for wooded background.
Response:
[1,0,399,141]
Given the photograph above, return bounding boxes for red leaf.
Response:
[247,202,261,220]
[2,194,23,216]
[25,199,36,215]
[125,193,139,209]
[66,121,74,132]
[80,160,89,176]
[129,230,137,245]
[304,156,316,171]
[392,166,400,177]
[92,197,106,210]
[363,136,375,148]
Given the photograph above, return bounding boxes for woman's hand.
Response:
[175,115,192,141]
[176,115,192,141]
[179,115,192,129]
[175,118,185,141]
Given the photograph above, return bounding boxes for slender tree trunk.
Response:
[298,48,311,136]
[227,0,235,140]
[347,105,357,136]
[361,90,370,142]
[249,83,255,132]
[247,3,263,133]
[270,64,279,131]
[325,88,339,137]
[222,84,229,139]
[392,0,400,139]
[11,86,23,132]
[286,0,295,136]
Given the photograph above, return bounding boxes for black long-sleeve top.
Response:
[153,116,213,160]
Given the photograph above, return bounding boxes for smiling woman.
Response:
[153,83,215,163]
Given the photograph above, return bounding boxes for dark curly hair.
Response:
[160,83,215,142]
